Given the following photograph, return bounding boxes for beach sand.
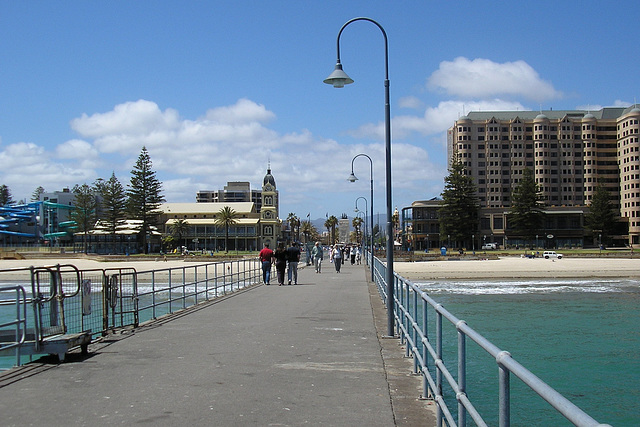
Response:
[394,256,640,280]
[2,255,640,281]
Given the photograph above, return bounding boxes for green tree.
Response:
[584,183,618,245]
[439,156,479,248]
[0,185,14,206]
[509,168,545,245]
[286,213,300,243]
[352,216,363,243]
[325,215,338,244]
[215,206,238,252]
[95,173,127,253]
[301,220,318,243]
[71,183,99,254]
[31,186,45,202]
[170,219,191,250]
[126,147,165,253]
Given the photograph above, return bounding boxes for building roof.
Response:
[463,106,638,122]
[160,202,256,214]
[164,218,259,225]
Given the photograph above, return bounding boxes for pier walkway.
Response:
[0,261,436,426]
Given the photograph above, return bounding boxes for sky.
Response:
[1,1,639,222]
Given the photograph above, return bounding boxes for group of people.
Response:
[259,241,362,282]
[259,242,301,286]
[309,241,361,274]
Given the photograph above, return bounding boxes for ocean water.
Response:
[416,278,640,427]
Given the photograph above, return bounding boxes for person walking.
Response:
[259,243,274,285]
[311,241,324,273]
[331,245,342,273]
[274,242,287,286]
[286,241,301,285]
[350,246,356,265]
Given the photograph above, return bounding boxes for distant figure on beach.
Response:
[331,245,342,273]
[274,242,287,286]
[286,241,301,285]
[259,243,274,285]
[311,241,324,273]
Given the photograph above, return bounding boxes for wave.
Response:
[416,278,640,295]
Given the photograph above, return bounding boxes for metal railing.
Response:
[371,254,611,427]
[0,258,262,368]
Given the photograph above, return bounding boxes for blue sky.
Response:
[1,1,639,221]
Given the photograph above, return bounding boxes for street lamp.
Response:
[354,196,373,281]
[326,17,395,336]
[349,154,375,282]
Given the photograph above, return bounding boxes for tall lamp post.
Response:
[349,154,375,282]
[325,17,394,336]
[354,195,373,281]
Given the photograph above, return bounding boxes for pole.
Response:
[327,17,394,336]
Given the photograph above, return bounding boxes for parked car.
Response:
[481,243,498,250]
[543,251,563,259]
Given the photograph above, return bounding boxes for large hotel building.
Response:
[404,105,640,251]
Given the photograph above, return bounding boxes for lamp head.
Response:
[323,62,354,88]
[347,172,358,182]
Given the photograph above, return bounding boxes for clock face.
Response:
[264,184,272,191]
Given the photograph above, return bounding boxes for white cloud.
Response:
[71,99,180,140]
[349,99,526,141]
[204,98,276,124]
[398,96,423,110]
[427,57,561,102]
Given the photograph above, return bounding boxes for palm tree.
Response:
[215,206,238,253]
[300,220,315,244]
[352,217,363,243]
[286,213,300,242]
[169,219,190,251]
[325,215,338,244]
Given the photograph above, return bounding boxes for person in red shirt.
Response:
[259,243,274,285]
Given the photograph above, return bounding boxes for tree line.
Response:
[1,147,165,254]
[439,155,619,249]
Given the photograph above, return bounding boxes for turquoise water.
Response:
[417,278,640,427]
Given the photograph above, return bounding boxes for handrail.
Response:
[0,258,262,368]
[371,254,611,427]
[0,285,28,368]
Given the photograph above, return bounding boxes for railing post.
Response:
[498,351,511,427]
[458,322,467,427]
[422,300,429,399]
[182,267,187,310]
[194,265,199,305]
[436,310,443,427]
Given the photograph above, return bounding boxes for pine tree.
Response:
[71,183,99,254]
[96,172,127,253]
[126,147,165,254]
[584,183,618,245]
[439,156,479,249]
[31,186,45,202]
[509,168,545,245]
[0,185,14,206]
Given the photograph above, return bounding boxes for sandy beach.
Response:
[1,255,640,281]
[394,256,640,280]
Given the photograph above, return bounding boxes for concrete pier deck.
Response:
[0,261,436,426]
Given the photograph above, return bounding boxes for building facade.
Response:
[160,167,281,252]
[405,106,640,250]
[196,181,263,212]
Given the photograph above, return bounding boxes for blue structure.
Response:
[0,201,77,246]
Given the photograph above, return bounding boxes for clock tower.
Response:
[260,166,280,247]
